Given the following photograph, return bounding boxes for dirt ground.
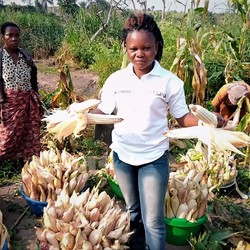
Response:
[37,62,101,100]
[0,183,192,250]
[0,65,103,250]
[0,63,192,250]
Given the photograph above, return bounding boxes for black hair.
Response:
[1,22,20,35]
[122,13,164,62]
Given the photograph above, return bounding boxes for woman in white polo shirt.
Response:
[91,13,221,250]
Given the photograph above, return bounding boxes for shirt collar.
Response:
[3,48,23,58]
[126,60,162,77]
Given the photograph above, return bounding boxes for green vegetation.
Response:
[1,2,249,96]
[0,1,249,249]
[0,8,64,58]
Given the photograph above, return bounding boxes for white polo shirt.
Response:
[98,61,189,165]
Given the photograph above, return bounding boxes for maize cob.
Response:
[164,124,250,157]
[165,192,175,219]
[86,113,123,125]
[69,99,101,113]
[189,104,218,127]
[170,188,179,216]
[176,203,189,219]
[43,99,123,141]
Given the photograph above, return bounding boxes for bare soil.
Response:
[37,61,101,100]
[0,62,104,250]
[0,60,191,250]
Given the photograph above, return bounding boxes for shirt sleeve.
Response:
[168,78,189,118]
[97,76,116,114]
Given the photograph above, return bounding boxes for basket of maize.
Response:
[21,148,89,216]
[104,151,124,199]
[20,185,48,217]
[164,214,207,246]
[107,177,124,200]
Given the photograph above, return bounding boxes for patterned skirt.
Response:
[0,89,42,161]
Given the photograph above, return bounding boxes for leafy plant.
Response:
[236,167,250,194]
[189,229,236,250]
[57,0,79,16]
[207,198,250,243]
[90,41,122,87]
[0,160,22,182]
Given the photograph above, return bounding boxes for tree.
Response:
[90,0,127,42]
[130,0,136,11]
[34,0,55,13]
[57,0,79,15]
[137,0,146,12]
[21,0,33,5]
[78,1,86,8]
[161,0,165,19]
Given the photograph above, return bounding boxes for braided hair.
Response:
[122,13,164,62]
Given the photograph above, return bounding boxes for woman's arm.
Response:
[176,111,226,128]
[176,112,199,127]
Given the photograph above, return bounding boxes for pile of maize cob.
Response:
[21,148,88,202]
[36,185,132,250]
[42,99,123,142]
[164,168,208,222]
[105,151,209,223]
[179,142,237,189]
[0,210,8,250]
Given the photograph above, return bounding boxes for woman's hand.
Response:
[213,112,227,128]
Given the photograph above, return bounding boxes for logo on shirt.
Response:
[153,91,166,98]
[114,90,131,94]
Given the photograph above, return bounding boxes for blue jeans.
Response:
[113,151,169,250]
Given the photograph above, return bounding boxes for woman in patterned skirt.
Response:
[0,22,43,162]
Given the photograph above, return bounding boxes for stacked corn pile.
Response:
[0,210,8,249]
[21,148,88,202]
[179,142,237,189]
[164,168,208,222]
[36,185,132,250]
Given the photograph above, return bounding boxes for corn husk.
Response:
[21,147,88,202]
[42,99,123,142]
[165,168,208,222]
[36,185,131,249]
[0,210,8,250]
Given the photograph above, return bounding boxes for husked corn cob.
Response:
[86,113,123,124]
[43,99,123,141]
[176,203,189,219]
[69,99,101,113]
[189,104,218,127]
[164,124,250,157]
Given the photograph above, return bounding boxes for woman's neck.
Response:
[133,61,155,79]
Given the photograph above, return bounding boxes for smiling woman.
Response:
[88,12,203,250]
[0,21,43,162]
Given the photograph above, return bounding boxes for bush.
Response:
[0,9,64,58]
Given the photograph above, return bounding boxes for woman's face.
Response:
[126,30,158,78]
[2,26,20,50]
